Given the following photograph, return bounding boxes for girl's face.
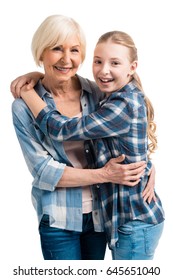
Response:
[41,36,82,84]
[92,40,137,95]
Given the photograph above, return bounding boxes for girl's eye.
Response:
[94,60,102,64]
[112,61,119,66]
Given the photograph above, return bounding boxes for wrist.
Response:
[21,88,34,99]
[94,168,109,184]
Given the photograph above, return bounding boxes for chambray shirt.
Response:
[12,75,105,232]
[35,80,165,247]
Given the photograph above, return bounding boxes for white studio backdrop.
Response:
[1,0,172,278]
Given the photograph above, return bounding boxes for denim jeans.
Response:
[111,220,164,260]
[39,212,107,260]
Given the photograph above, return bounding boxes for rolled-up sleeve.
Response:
[12,100,66,191]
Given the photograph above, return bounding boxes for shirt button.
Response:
[34,124,39,130]
[85,149,89,153]
[96,185,100,189]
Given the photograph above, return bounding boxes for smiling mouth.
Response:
[99,78,114,83]
[54,66,72,72]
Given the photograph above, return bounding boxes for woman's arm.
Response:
[12,82,154,192]
[12,99,146,188]
[59,156,146,187]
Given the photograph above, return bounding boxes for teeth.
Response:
[55,66,70,71]
[100,78,113,82]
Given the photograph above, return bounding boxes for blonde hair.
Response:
[96,31,157,156]
[31,15,86,66]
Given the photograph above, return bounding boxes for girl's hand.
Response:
[10,72,44,98]
[142,165,157,203]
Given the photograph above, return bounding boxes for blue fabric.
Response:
[111,220,164,260]
[39,213,107,260]
[12,75,104,232]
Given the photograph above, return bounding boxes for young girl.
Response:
[11,31,164,259]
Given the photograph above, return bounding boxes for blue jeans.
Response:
[39,213,107,260]
[111,220,164,260]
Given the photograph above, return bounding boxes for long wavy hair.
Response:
[97,31,157,156]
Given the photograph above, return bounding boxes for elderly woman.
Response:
[11,15,152,260]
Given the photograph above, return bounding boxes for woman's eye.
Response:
[71,49,79,53]
[52,46,62,51]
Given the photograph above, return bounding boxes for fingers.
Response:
[127,161,146,170]
[123,179,141,187]
[110,154,125,163]
[10,76,32,98]
[143,191,157,203]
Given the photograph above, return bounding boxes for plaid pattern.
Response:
[36,80,165,247]
[12,75,105,232]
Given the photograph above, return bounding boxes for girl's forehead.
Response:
[94,42,129,57]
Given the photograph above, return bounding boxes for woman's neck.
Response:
[42,75,81,98]
[42,75,82,117]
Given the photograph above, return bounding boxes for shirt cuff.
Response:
[35,105,53,135]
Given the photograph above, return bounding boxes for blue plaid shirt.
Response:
[35,80,165,247]
[12,75,105,232]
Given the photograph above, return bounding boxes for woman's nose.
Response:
[60,52,71,64]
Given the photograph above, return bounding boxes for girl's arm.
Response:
[12,87,156,203]
[12,99,145,188]
[11,72,44,98]
[142,165,157,203]
[18,86,134,141]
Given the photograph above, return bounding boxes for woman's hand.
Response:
[10,71,44,98]
[142,165,156,203]
[102,155,146,186]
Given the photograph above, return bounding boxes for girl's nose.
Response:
[101,64,110,75]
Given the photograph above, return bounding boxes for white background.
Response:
[1,0,172,278]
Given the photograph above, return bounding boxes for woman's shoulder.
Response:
[12,98,34,126]
[77,74,104,99]
[12,98,28,113]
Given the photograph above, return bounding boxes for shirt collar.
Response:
[77,74,94,94]
[34,80,49,99]
[34,74,94,99]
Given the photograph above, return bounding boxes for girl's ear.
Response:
[130,61,138,75]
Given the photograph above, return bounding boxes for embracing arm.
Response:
[142,165,156,203]
[11,79,154,196]
[59,156,146,187]
[12,99,145,189]
[10,72,44,98]
[13,86,132,141]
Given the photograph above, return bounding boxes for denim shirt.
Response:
[12,75,105,232]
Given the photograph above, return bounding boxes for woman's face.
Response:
[41,35,82,84]
[92,41,137,94]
